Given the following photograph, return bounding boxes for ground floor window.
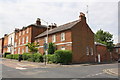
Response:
[61,46,65,50]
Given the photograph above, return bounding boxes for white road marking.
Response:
[16,67,27,70]
[17,63,27,67]
[82,72,103,78]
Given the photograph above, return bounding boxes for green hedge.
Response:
[22,53,30,60]
[54,50,72,64]
[44,50,72,64]
[43,54,56,63]
[6,54,13,59]
[33,53,43,62]
[12,54,19,60]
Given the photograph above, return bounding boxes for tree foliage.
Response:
[25,42,39,54]
[48,43,56,54]
[95,29,114,52]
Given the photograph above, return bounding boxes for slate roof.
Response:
[15,24,47,32]
[35,20,80,38]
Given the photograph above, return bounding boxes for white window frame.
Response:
[19,39,21,45]
[116,48,119,53]
[18,48,20,54]
[86,47,89,55]
[22,48,24,53]
[91,47,93,55]
[22,37,24,44]
[19,32,21,36]
[26,28,29,33]
[26,36,28,43]
[61,32,65,41]
[61,46,65,50]
[52,35,56,43]
[26,47,28,53]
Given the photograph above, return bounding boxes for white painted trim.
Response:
[38,42,72,48]
[56,42,72,46]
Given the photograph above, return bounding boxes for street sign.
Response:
[44,43,48,50]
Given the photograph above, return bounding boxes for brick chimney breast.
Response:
[36,18,41,25]
[79,12,86,22]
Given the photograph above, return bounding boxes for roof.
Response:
[35,20,80,38]
[28,24,47,28]
[95,42,106,46]
[15,24,47,32]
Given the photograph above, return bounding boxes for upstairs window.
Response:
[19,39,21,45]
[26,36,28,43]
[19,32,21,36]
[26,28,29,33]
[22,37,24,44]
[61,32,65,41]
[18,48,20,54]
[52,35,56,43]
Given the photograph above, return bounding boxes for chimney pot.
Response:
[36,18,41,25]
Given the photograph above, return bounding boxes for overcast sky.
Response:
[0,0,119,44]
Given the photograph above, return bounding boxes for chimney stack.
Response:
[36,18,41,25]
[48,23,57,30]
[79,12,86,23]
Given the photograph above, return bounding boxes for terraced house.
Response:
[0,37,4,54]
[14,18,47,54]
[35,12,95,63]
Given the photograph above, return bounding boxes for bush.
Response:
[22,53,30,60]
[54,50,72,64]
[34,53,43,62]
[48,43,55,54]
[6,54,13,59]
[26,54,34,62]
[12,54,19,60]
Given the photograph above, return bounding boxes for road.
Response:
[1,58,119,79]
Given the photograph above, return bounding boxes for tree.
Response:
[25,42,39,54]
[48,43,56,54]
[95,29,114,51]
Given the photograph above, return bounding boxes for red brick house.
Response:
[14,18,47,54]
[0,37,4,54]
[3,34,8,54]
[35,12,95,63]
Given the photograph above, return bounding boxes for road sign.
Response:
[44,43,48,50]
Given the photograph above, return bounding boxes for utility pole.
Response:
[41,19,49,65]
[86,5,89,23]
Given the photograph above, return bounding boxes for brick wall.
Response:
[0,38,4,54]
[71,21,95,63]
[3,36,8,53]
[95,45,111,63]
[35,30,72,54]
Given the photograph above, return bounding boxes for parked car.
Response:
[118,59,120,63]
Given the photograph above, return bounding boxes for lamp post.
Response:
[41,19,49,65]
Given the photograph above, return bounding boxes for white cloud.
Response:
[0,0,118,44]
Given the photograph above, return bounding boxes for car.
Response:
[118,59,120,63]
